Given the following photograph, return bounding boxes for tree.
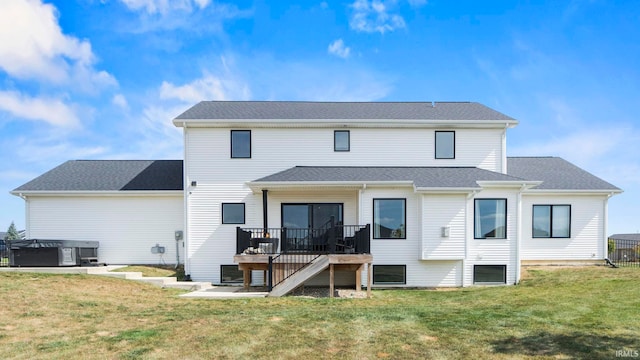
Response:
[607,238,616,255]
[4,222,20,241]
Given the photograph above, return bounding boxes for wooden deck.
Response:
[234,254,373,298]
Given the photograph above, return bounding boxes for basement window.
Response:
[221,265,243,283]
[474,265,506,284]
[373,265,406,284]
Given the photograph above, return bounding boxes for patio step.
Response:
[268,255,330,297]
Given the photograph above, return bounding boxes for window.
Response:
[334,130,350,151]
[474,199,507,239]
[221,265,243,283]
[474,265,506,284]
[222,203,245,224]
[533,205,571,238]
[373,265,406,284]
[435,131,455,159]
[373,199,406,239]
[231,130,251,158]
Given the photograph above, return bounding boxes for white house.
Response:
[12,101,621,291]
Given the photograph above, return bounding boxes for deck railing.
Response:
[236,223,370,255]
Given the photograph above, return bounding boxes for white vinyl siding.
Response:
[421,194,466,260]
[521,195,607,260]
[26,194,183,265]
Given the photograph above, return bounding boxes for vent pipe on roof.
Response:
[432,101,435,107]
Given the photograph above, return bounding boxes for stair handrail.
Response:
[268,253,322,291]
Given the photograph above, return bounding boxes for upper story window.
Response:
[435,131,455,159]
[231,130,251,158]
[533,205,571,238]
[474,199,507,239]
[373,198,406,239]
[334,130,350,151]
[222,203,245,224]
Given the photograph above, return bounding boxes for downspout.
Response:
[502,124,508,174]
[603,193,613,259]
[515,185,525,285]
[182,122,191,280]
[18,193,29,239]
[262,189,268,232]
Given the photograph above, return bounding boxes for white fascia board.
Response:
[476,180,542,189]
[247,181,414,193]
[521,189,623,196]
[173,118,518,129]
[10,190,183,198]
[413,187,478,194]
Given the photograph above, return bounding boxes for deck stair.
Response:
[268,255,330,297]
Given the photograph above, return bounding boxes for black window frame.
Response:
[474,265,507,284]
[373,198,407,239]
[230,130,251,159]
[222,203,246,224]
[435,131,455,159]
[532,205,571,238]
[334,130,350,152]
[220,265,244,283]
[373,265,406,285]
[474,198,508,239]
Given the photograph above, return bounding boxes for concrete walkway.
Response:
[0,265,268,299]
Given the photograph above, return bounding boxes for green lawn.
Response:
[0,266,638,359]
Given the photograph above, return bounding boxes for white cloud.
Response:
[112,94,129,109]
[0,0,116,90]
[119,0,211,15]
[349,0,406,34]
[0,90,80,128]
[328,39,351,59]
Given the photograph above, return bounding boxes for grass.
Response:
[0,267,638,359]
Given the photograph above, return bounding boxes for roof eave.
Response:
[522,189,623,195]
[173,118,518,129]
[11,190,183,197]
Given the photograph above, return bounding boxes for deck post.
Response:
[355,264,363,291]
[243,269,252,290]
[329,263,335,298]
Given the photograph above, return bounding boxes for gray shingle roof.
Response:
[253,166,526,189]
[12,160,183,192]
[174,101,516,121]
[609,234,640,242]
[507,157,620,191]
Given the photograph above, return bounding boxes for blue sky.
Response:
[1,0,639,234]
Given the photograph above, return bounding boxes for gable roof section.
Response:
[173,101,516,126]
[609,234,640,241]
[251,166,527,190]
[12,160,183,193]
[507,157,621,192]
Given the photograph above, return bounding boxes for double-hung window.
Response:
[474,199,507,239]
[231,130,251,158]
[533,205,571,238]
[435,131,455,159]
[334,130,350,151]
[373,199,406,239]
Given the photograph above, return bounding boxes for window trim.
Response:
[473,265,507,284]
[373,198,407,240]
[373,265,407,285]
[532,204,571,238]
[222,203,246,224]
[435,131,455,159]
[474,198,508,239]
[334,130,350,152]
[220,265,244,284]
[230,130,251,159]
